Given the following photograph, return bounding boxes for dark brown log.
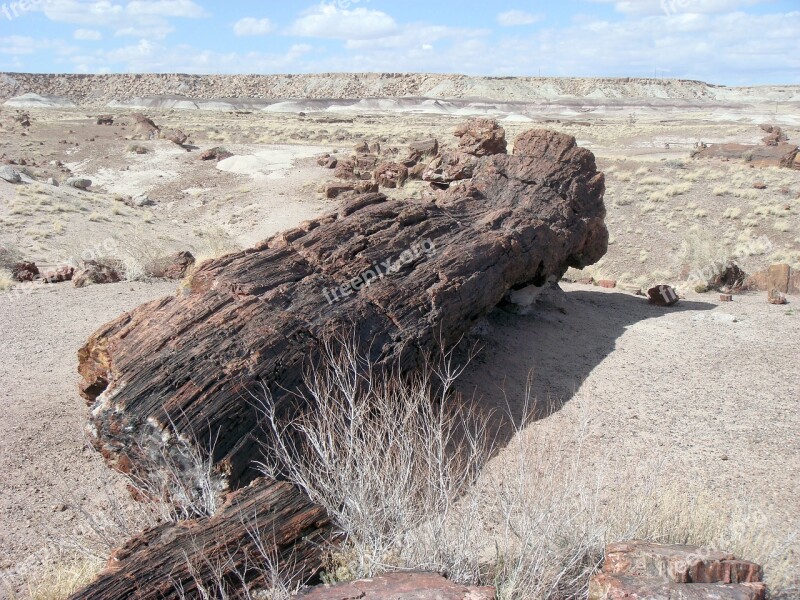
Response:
[69,478,332,600]
[77,126,608,496]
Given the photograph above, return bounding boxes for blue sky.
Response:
[0,0,798,84]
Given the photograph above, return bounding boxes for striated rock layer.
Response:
[78,126,607,496]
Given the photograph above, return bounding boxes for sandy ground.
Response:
[0,103,799,596]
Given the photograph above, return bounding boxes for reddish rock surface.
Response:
[422,151,477,186]
[159,251,195,280]
[10,261,39,282]
[648,285,679,306]
[590,541,766,600]
[41,265,75,283]
[298,572,495,600]
[374,161,408,188]
[199,147,233,161]
[746,263,799,295]
[597,279,617,289]
[455,118,507,156]
[73,260,123,288]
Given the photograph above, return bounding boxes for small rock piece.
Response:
[454,118,507,156]
[73,260,123,288]
[648,285,680,306]
[768,289,787,305]
[0,165,21,183]
[374,162,409,189]
[720,294,733,302]
[325,184,355,199]
[65,177,92,190]
[10,261,39,282]
[597,279,617,289]
[41,266,75,283]
[160,251,195,280]
[96,115,114,125]
[199,147,233,162]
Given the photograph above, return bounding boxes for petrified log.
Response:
[70,479,331,600]
[78,127,608,496]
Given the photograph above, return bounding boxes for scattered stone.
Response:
[96,115,114,125]
[422,152,477,186]
[648,285,680,306]
[710,261,747,291]
[0,165,21,183]
[126,143,148,154]
[597,279,617,289]
[334,159,356,181]
[46,177,59,186]
[41,266,75,283]
[65,177,92,190]
[454,118,507,156]
[11,261,39,282]
[298,572,495,600]
[753,181,767,190]
[131,113,160,140]
[165,129,188,146]
[768,289,787,305]
[325,183,355,199]
[316,153,338,168]
[720,294,733,302]
[374,161,409,188]
[199,147,233,161]
[125,193,155,208]
[160,251,195,280]
[408,138,439,161]
[746,263,798,294]
[590,541,765,600]
[73,260,123,288]
[369,142,381,155]
[354,181,379,194]
[354,140,370,154]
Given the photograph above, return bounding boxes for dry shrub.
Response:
[257,336,798,600]
[24,555,103,600]
[0,268,13,291]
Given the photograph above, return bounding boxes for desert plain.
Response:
[0,74,798,598]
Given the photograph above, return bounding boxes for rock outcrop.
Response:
[589,541,766,600]
[78,125,607,500]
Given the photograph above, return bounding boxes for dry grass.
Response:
[0,268,14,291]
[22,556,104,600]
[255,337,799,600]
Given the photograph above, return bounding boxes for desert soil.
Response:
[0,96,798,596]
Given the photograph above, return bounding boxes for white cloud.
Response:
[589,0,765,16]
[40,0,206,39]
[74,28,103,40]
[497,10,543,26]
[289,4,397,40]
[126,0,207,18]
[0,36,38,55]
[233,17,275,36]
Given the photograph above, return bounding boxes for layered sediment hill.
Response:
[1,72,798,106]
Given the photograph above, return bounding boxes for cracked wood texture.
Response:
[78,127,608,496]
[69,479,332,600]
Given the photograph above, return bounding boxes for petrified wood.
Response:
[69,479,331,600]
[78,127,608,496]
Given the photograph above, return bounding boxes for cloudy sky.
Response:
[0,0,797,84]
